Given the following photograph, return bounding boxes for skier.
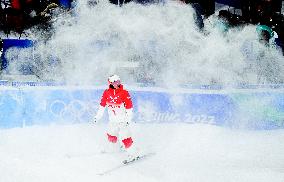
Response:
[94,74,139,162]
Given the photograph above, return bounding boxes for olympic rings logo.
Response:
[49,99,99,122]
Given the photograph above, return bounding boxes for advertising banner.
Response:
[0,84,283,130]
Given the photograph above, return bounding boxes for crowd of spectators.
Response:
[0,0,283,57]
[0,0,283,83]
[0,0,73,37]
[0,0,283,42]
[186,0,284,54]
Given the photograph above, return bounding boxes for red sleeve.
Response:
[100,90,108,107]
[123,90,133,109]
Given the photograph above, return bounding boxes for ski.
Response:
[122,155,143,164]
[97,152,155,176]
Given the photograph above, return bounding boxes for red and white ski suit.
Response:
[95,85,134,149]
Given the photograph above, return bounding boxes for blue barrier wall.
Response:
[0,84,284,130]
[1,39,34,71]
[59,0,72,8]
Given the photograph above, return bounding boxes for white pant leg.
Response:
[107,122,120,137]
[102,122,120,153]
[118,122,132,140]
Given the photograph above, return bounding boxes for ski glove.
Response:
[94,105,105,123]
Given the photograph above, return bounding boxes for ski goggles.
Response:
[109,80,121,87]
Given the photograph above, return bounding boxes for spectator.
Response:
[270,13,284,55]
[216,10,231,32]
[209,10,231,34]
[241,24,283,84]
[191,2,204,31]
[256,24,276,46]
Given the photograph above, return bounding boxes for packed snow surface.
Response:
[1,123,284,182]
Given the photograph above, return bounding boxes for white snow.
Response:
[0,123,283,182]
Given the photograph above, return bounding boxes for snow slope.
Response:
[0,123,283,182]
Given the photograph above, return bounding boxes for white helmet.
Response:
[108,74,120,83]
